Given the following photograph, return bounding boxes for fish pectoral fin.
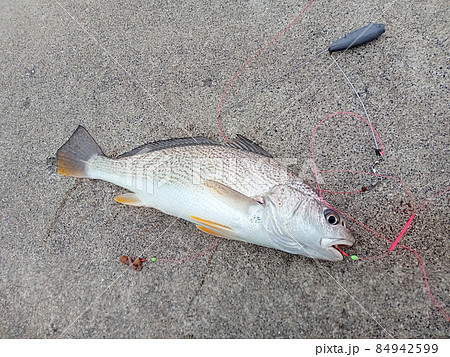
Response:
[114,193,144,206]
[203,180,260,212]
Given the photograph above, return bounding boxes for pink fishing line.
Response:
[389,213,415,251]
[316,168,415,245]
[399,243,450,321]
[311,111,449,321]
[416,187,450,213]
[156,238,221,263]
[155,0,449,321]
[311,111,385,197]
[217,0,317,142]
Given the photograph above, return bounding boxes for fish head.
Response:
[261,183,354,261]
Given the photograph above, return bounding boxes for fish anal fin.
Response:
[115,193,144,206]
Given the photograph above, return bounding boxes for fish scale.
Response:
[90,145,299,198]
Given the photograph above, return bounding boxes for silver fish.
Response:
[56,126,354,261]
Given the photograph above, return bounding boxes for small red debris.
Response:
[120,256,146,271]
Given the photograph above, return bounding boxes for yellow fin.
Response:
[196,225,225,238]
[192,216,236,240]
[115,193,144,206]
[190,215,231,230]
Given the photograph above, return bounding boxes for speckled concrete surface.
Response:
[0,0,448,338]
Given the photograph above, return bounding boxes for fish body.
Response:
[56,126,354,261]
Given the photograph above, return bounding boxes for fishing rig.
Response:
[128,3,448,322]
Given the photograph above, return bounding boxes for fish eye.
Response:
[324,209,340,225]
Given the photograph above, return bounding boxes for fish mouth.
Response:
[320,237,355,260]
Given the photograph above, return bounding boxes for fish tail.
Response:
[56,125,105,178]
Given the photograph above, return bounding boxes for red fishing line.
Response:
[334,245,349,257]
[389,213,415,251]
[416,187,450,213]
[311,111,449,321]
[311,112,385,198]
[148,0,448,321]
[316,168,413,245]
[153,1,318,262]
[155,238,221,263]
[217,0,317,142]
[214,0,448,320]
[398,243,450,321]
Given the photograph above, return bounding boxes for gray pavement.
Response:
[1,0,449,338]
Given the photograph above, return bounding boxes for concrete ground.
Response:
[0,0,448,338]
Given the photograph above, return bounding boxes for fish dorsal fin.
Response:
[117,134,272,158]
[203,180,260,212]
[226,135,273,158]
[117,137,220,158]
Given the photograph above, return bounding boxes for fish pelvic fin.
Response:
[191,215,236,240]
[115,193,144,206]
[196,225,226,238]
[56,125,105,178]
